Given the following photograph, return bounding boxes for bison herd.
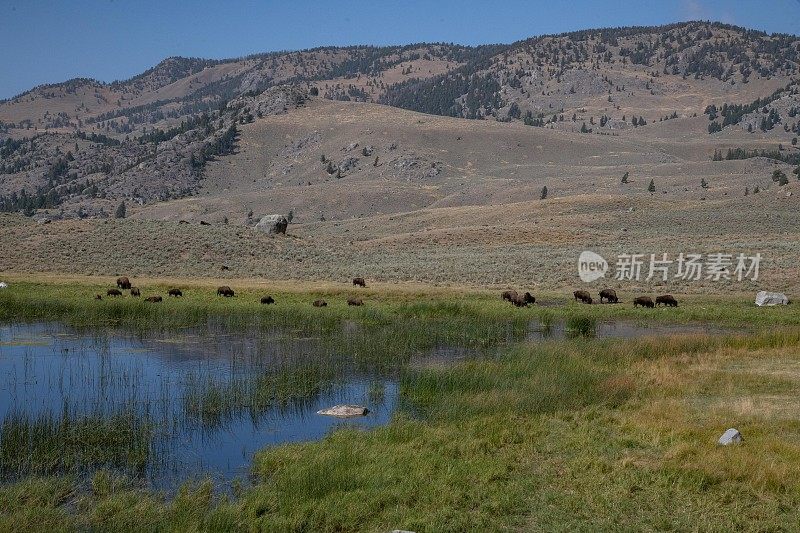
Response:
[97,276,679,310]
[571,289,677,308]
[94,277,374,307]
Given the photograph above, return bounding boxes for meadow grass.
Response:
[2,280,800,530]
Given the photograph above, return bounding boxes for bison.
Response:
[599,288,618,304]
[130,287,140,297]
[217,286,235,297]
[116,277,131,289]
[510,292,536,307]
[501,290,519,302]
[313,299,328,307]
[168,288,183,297]
[573,290,593,304]
[655,294,678,307]
[260,296,275,305]
[145,296,163,303]
[347,297,363,306]
[522,292,536,305]
[94,294,102,300]
[633,296,655,308]
[352,277,367,288]
[107,288,122,297]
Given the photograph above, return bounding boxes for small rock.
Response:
[317,405,369,418]
[718,428,743,445]
[0,282,7,289]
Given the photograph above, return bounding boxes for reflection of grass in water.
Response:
[184,363,336,426]
[0,410,152,477]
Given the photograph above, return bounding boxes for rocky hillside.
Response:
[1,21,799,219]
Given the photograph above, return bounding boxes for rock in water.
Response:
[254,214,289,235]
[718,428,743,445]
[755,291,789,306]
[317,405,369,418]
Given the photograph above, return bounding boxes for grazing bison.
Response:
[168,288,183,297]
[352,277,367,288]
[94,294,102,300]
[347,297,363,306]
[217,286,235,297]
[221,265,230,271]
[107,288,122,297]
[178,220,189,224]
[634,296,655,308]
[313,299,328,307]
[573,290,593,304]
[130,287,140,297]
[523,292,536,305]
[656,294,678,307]
[501,290,519,302]
[116,277,131,289]
[599,288,618,304]
[260,296,275,305]
[145,296,162,303]
[200,220,211,226]
[511,292,536,307]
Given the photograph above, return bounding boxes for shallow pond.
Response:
[0,323,397,491]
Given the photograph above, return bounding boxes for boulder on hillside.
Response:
[755,291,789,306]
[254,214,288,235]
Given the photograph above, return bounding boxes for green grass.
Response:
[2,281,800,530]
[0,410,152,478]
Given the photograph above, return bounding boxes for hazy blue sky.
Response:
[1,0,799,99]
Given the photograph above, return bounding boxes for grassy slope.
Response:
[1,281,800,531]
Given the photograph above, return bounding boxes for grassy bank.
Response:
[1,280,800,530]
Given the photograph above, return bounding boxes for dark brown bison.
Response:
[130,287,140,297]
[522,292,535,305]
[599,288,618,304]
[511,292,536,307]
[94,294,102,300]
[200,220,211,226]
[217,286,235,297]
[107,288,122,297]
[655,294,678,307]
[260,296,275,305]
[179,220,189,224]
[352,277,367,287]
[220,265,230,271]
[573,290,593,304]
[145,296,163,303]
[116,277,131,289]
[313,299,328,307]
[634,296,655,308]
[347,297,363,306]
[501,290,519,302]
[168,288,183,297]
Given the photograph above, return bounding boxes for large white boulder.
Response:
[254,214,288,235]
[718,428,743,445]
[755,291,789,306]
